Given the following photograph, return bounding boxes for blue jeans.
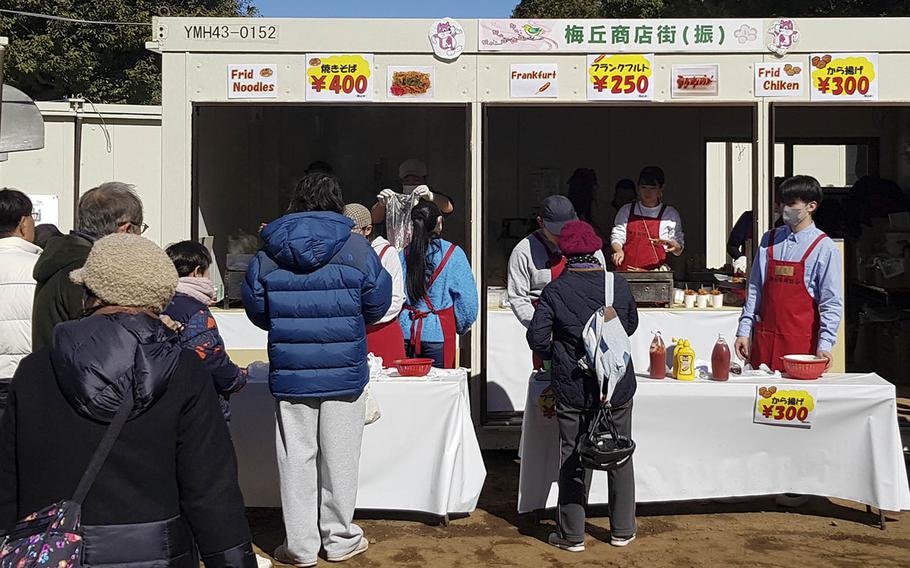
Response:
[406,341,445,368]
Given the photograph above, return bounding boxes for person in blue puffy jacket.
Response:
[242,172,391,567]
[399,201,478,368]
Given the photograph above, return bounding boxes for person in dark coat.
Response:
[243,172,392,566]
[163,241,247,422]
[527,220,639,552]
[0,233,256,568]
[32,182,145,351]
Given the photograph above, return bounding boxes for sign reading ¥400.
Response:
[479,19,766,53]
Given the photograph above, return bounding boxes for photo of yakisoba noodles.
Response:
[391,71,431,95]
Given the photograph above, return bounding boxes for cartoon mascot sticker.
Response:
[768,18,800,56]
[429,17,466,61]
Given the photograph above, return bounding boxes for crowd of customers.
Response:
[0,166,636,563]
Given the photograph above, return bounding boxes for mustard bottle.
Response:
[674,339,697,381]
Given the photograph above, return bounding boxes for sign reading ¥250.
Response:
[586,54,654,101]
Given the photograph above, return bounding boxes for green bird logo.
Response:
[523,23,543,36]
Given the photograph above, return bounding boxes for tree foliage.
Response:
[513,0,910,18]
[1,1,257,105]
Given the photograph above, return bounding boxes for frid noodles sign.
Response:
[753,385,818,428]
[305,54,374,101]
[809,53,878,101]
[587,54,654,101]
[479,19,765,52]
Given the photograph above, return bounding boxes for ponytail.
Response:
[405,201,442,302]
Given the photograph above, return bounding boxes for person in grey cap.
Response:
[507,196,606,370]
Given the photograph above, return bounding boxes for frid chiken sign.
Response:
[227,64,278,99]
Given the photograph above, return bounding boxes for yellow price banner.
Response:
[810,52,878,101]
[305,53,374,101]
[586,54,654,101]
[753,386,817,428]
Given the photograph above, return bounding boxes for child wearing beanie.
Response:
[526,220,640,552]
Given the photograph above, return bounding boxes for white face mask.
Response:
[782,205,808,228]
[402,185,418,194]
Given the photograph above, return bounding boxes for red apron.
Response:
[530,232,566,369]
[750,229,828,372]
[405,244,458,369]
[366,245,406,364]
[619,204,667,271]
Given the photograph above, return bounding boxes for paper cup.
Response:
[712,294,724,308]
[684,295,696,309]
[696,295,709,309]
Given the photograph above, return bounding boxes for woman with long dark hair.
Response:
[399,201,478,368]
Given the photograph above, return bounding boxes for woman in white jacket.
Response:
[0,189,40,420]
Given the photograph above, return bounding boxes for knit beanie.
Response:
[343,204,372,230]
[559,220,603,256]
[70,233,178,313]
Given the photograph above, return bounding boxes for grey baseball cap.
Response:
[540,195,577,235]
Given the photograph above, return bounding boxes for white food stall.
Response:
[149,19,910,519]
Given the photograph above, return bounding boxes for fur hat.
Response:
[559,220,603,256]
[343,204,372,231]
[70,233,178,313]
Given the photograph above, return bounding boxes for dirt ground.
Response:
[248,444,910,568]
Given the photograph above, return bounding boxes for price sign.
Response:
[586,54,654,101]
[305,53,374,101]
[753,386,817,428]
[810,53,878,102]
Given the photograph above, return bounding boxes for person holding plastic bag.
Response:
[526,220,639,552]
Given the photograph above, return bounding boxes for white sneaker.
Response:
[256,554,273,568]
[326,537,369,562]
[610,533,636,547]
[273,544,317,568]
[548,532,585,552]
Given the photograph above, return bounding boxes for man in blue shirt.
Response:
[734,176,843,372]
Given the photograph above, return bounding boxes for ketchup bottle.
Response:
[711,335,731,381]
[649,332,667,379]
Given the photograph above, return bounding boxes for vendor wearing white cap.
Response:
[610,166,685,271]
[372,158,454,224]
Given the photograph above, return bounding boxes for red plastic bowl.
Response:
[782,354,827,380]
[393,358,434,377]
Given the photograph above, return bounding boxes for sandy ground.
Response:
[248,442,910,568]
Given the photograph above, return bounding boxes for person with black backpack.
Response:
[527,220,639,552]
[0,233,257,568]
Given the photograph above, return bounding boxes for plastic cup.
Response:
[684,295,696,309]
[696,295,709,309]
[712,294,724,308]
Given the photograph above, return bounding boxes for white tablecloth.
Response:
[518,373,910,513]
[486,308,741,413]
[230,369,486,516]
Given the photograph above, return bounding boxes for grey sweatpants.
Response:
[276,392,365,563]
[557,399,636,542]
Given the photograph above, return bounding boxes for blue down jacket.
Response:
[242,212,392,400]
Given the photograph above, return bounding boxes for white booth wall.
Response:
[0,103,162,242]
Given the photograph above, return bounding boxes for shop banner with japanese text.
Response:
[754,385,818,428]
[305,53,374,101]
[587,54,654,101]
[809,53,878,102]
[480,19,765,53]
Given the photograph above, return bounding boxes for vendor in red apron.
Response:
[610,166,685,271]
[399,201,478,369]
[507,195,605,369]
[344,203,407,363]
[735,175,843,372]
